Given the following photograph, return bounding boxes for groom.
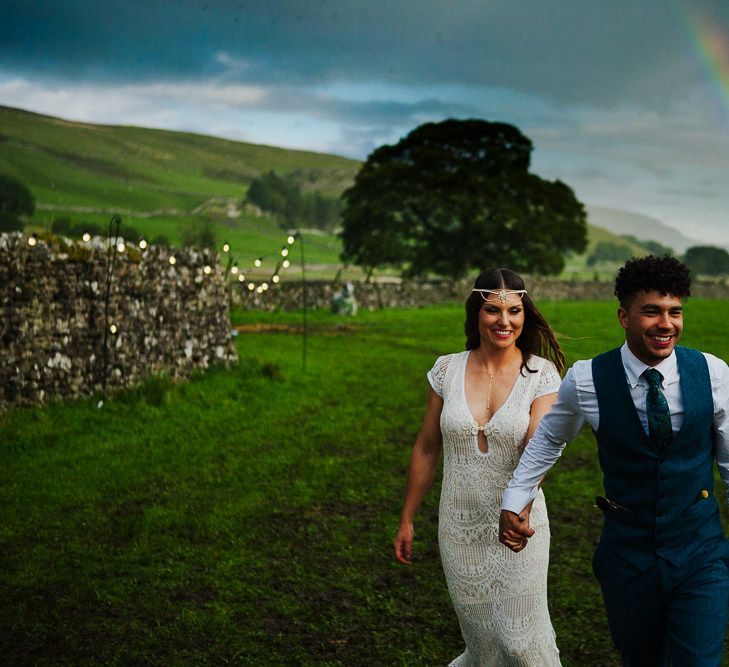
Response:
[499,254,729,666]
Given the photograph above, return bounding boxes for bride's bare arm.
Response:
[394,388,444,565]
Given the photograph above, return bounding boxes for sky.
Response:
[1,0,729,245]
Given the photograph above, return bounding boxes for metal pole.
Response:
[101,214,121,395]
[299,231,307,373]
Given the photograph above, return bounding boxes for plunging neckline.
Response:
[462,349,522,428]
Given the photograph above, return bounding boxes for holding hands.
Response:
[498,505,535,552]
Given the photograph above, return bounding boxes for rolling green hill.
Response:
[1,105,661,280]
[0,105,358,273]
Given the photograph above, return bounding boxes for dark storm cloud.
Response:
[266,88,475,127]
[2,0,727,111]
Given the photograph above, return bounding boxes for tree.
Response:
[683,245,729,276]
[0,174,34,232]
[586,240,633,267]
[245,170,342,231]
[0,212,24,232]
[246,171,292,220]
[339,119,587,278]
[621,234,673,257]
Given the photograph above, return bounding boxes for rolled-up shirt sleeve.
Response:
[502,367,588,514]
[707,354,729,502]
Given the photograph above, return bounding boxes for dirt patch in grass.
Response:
[235,322,361,334]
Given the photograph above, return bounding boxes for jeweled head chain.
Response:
[472,288,527,303]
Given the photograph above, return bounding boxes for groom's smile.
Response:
[618,290,684,366]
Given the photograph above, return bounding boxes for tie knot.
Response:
[644,368,663,389]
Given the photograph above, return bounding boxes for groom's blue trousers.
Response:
[593,536,729,666]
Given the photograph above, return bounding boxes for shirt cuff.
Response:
[501,485,539,514]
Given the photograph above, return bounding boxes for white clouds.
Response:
[0,75,269,127]
[128,81,268,107]
[214,52,253,73]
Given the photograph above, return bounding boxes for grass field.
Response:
[3,300,729,665]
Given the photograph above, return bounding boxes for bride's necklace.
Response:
[485,368,497,415]
[476,355,519,415]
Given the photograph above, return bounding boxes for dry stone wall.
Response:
[1,232,237,409]
[233,275,728,312]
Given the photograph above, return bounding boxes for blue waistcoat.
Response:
[592,346,724,569]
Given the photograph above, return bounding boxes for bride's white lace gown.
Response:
[428,351,562,666]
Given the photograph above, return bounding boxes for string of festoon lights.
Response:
[220,233,297,295]
[24,223,305,391]
[24,224,299,355]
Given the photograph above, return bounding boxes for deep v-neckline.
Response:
[462,350,522,427]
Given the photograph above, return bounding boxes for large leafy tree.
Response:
[340,119,587,278]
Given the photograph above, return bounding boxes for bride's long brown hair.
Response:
[464,268,565,375]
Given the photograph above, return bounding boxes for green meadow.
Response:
[3,299,729,666]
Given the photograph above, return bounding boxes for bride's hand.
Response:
[499,509,535,552]
[394,522,414,565]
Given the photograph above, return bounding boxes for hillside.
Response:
[586,205,702,254]
[1,105,670,281]
[0,105,358,207]
[0,105,359,275]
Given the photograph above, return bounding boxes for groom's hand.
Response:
[499,509,535,553]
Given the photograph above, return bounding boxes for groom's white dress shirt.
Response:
[501,343,729,514]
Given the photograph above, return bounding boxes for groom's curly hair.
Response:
[614,254,692,307]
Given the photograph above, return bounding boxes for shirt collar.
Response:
[620,342,678,389]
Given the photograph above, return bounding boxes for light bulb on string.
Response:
[28,234,37,247]
[169,256,176,265]
[110,324,118,334]
[262,282,269,291]
[248,282,255,291]
[203,265,212,275]
[287,235,295,244]
[222,242,230,253]
[238,274,245,282]
[281,247,289,257]
[272,275,280,284]
[117,241,126,252]
[231,263,239,275]
[256,285,263,294]
[139,238,148,250]
[254,257,262,268]
[82,232,91,242]
[282,259,290,268]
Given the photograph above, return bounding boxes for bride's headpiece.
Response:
[472,288,527,303]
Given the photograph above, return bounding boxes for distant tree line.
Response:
[4,163,729,277]
[1,173,216,250]
[684,245,729,276]
[50,217,149,243]
[586,235,729,276]
[245,170,343,231]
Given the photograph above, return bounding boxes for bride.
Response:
[394,267,564,665]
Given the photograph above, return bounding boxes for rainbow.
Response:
[681,4,729,130]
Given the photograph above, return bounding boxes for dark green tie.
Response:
[644,368,672,449]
